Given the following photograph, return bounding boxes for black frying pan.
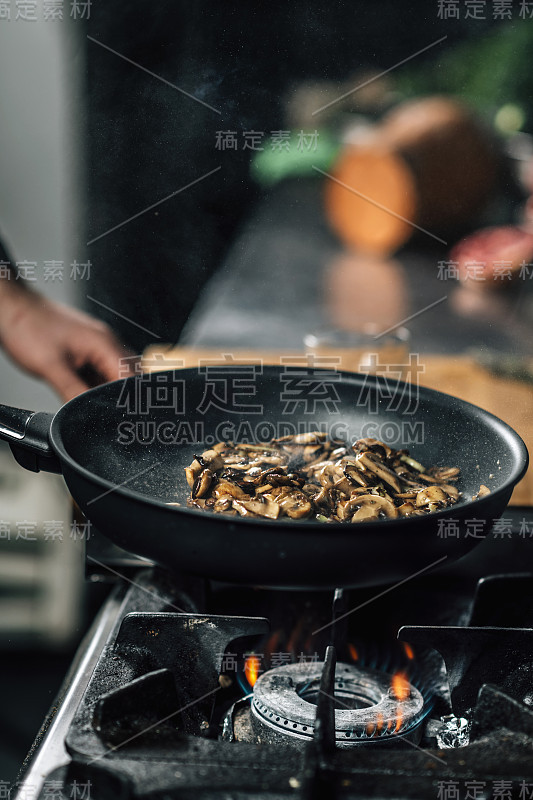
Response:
[0,367,528,589]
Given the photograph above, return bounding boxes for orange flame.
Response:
[244,655,260,687]
[264,630,281,661]
[391,671,410,701]
[394,710,403,733]
[375,712,385,736]
[402,641,415,660]
[348,643,359,661]
[286,619,305,655]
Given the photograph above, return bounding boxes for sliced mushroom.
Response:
[473,484,490,500]
[339,494,398,520]
[440,484,459,500]
[303,444,324,461]
[354,437,393,458]
[317,463,343,488]
[355,452,402,493]
[212,496,233,513]
[200,450,225,471]
[305,458,335,474]
[185,459,203,488]
[211,441,228,453]
[397,501,414,516]
[313,485,335,511]
[184,435,460,523]
[212,480,250,500]
[291,432,328,444]
[432,466,460,481]
[233,498,280,519]
[272,488,313,519]
[415,486,448,507]
[351,504,380,522]
[192,468,213,499]
[333,476,354,496]
[343,463,368,487]
[418,473,439,484]
[399,454,426,473]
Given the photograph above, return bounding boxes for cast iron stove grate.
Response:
[21,569,533,800]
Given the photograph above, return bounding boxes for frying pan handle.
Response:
[0,404,61,473]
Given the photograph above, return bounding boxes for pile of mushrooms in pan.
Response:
[184,433,485,523]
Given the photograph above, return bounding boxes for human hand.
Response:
[0,283,137,401]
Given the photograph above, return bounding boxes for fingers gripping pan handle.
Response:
[0,404,61,473]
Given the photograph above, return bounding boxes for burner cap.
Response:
[251,661,424,747]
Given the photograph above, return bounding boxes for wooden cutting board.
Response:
[143,345,533,506]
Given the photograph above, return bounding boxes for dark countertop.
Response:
[181,179,533,357]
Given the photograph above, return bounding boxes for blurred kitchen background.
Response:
[0,10,86,783]
[1,0,533,786]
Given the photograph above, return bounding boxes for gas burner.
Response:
[249,661,425,747]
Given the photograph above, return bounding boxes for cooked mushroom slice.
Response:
[332,474,353,495]
[265,471,297,486]
[312,485,335,511]
[200,450,225,471]
[232,500,257,517]
[473,484,490,500]
[292,432,328,444]
[399,454,426,473]
[351,504,380,522]
[397,502,424,517]
[339,494,398,521]
[317,463,343,488]
[440,483,459,500]
[232,498,281,519]
[212,480,250,500]
[415,486,448,507]
[303,444,325,462]
[185,436,460,523]
[188,498,207,509]
[255,483,274,494]
[213,496,233,513]
[211,441,228,453]
[185,459,203,488]
[349,486,373,496]
[355,494,399,519]
[343,463,368,487]
[192,468,213,499]
[354,438,393,458]
[432,466,460,481]
[305,458,335,474]
[355,452,402,493]
[274,489,313,519]
[253,455,287,466]
[331,446,348,459]
[418,473,439,484]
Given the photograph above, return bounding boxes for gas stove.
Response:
[13,507,533,800]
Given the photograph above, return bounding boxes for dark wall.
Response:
[85,2,484,351]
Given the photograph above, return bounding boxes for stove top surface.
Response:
[13,509,533,800]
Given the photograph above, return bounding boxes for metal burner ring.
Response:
[251,661,424,747]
